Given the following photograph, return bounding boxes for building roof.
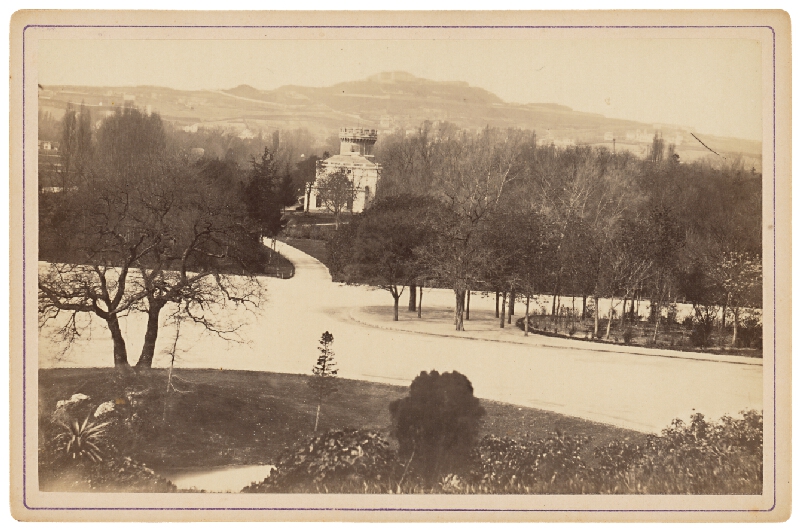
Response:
[323,153,378,168]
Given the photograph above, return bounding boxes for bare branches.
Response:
[316,167,359,229]
[39,107,267,368]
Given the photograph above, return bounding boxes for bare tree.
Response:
[316,167,358,229]
[38,168,158,368]
[419,127,525,331]
[708,251,762,346]
[39,106,265,369]
[131,159,264,368]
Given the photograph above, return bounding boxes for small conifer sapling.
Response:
[309,331,339,431]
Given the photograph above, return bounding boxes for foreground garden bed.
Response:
[39,368,761,494]
[39,368,640,490]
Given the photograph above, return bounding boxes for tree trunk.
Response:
[732,308,739,347]
[393,294,400,321]
[524,295,530,336]
[721,296,729,331]
[136,302,164,368]
[509,288,515,316]
[107,316,129,368]
[466,289,471,320]
[417,287,423,318]
[408,283,417,311]
[621,298,628,327]
[454,289,466,331]
[582,294,587,320]
[630,291,637,319]
[593,296,600,338]
[500,291,506,329]
[652,302,660,343]
[314,403,321,432]
[495,290,500,318]
[605,295,614,339]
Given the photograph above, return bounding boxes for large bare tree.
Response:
[39,107,265,370]
[418,127,526,331]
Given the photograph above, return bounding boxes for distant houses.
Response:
[37,140,69,193]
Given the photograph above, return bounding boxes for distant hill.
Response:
[37,71,762,163]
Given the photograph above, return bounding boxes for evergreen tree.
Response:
[244,147,284,237]
[308,331,339,432]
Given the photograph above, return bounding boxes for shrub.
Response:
[57,416,110,463]
[471,432,589,494]
[737,316,763,349]
[240,411,762,495]
[666,304,678,326]
[242,429,396,493]
[39,393,178,493]
[434,411,761,494]
[588,411,763,494]
[634,412,762,494]
[389,371,485,482]
[40,454,177,493]
[689,324,711,348]
[622,327,634,344]
[593,439,644,476]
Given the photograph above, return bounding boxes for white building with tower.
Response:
[306,127,381,213]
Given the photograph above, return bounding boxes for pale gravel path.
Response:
[38,239,763,434]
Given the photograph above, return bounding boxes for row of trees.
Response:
[38,105,301,369]
[330,124,762,344]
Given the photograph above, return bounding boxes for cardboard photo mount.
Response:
[8,9,791,522]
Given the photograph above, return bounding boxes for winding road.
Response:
[39,240,764,433]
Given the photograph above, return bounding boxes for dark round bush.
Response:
[389,370,485,482]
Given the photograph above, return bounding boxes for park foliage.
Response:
[246,372,762,494]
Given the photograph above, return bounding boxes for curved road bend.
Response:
[38,240,763,434]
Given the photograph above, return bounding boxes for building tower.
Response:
[306,127,381,214]
[338,127,378,157]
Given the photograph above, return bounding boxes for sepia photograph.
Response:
[8,9,791,522]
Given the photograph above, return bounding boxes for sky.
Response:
[38,38,763,141]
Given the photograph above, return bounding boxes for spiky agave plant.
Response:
[57,416,110,463]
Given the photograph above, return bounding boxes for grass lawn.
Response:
[279,237,330,267]
[39,368,645,473]
[261,246,295,278]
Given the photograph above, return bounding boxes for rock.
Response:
[55,393,89,410]
[51,393,93,425]
[93,400,116,418]
[124,388,154,409]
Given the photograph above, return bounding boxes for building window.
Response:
[364,186,371,207]
[346,192,354,211]
[316,194,322,208]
